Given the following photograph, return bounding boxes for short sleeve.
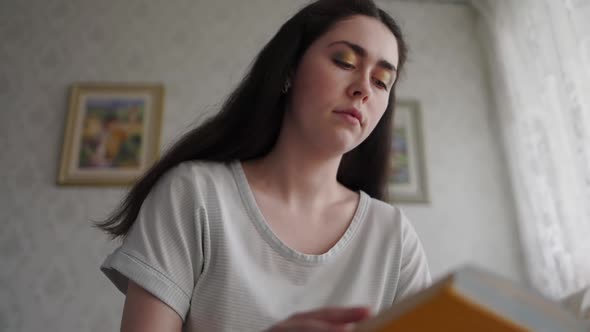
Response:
[100,164,203,321]
[393,212,431,302]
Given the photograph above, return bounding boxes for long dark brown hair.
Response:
[97,0,408,239]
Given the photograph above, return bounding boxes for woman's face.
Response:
[286,14,399,156]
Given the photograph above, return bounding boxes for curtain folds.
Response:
[471,0,590,298]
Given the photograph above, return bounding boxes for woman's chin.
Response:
[319,135,362,156]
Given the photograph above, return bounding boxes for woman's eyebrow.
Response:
[328,40,397,72]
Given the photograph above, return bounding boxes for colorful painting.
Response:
[79,99,145,169]
[388,100,429,203]
[391,126,410,185]
[58,83,164,186]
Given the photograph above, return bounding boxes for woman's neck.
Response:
[242,131,347,210]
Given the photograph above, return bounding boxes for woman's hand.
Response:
[266,307,371,332]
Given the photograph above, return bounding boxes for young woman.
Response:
[98,0,431,330]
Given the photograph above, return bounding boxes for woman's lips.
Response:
[334,108,362,125]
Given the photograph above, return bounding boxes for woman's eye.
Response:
[374,79,388,90]
[333,59,355,69]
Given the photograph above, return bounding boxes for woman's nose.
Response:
[346,75,371,104]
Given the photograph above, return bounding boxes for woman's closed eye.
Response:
[332,50,391,91]
[373,78,387,90]
[334,59,356,69]
[374,70,392,91]
[333,59,390,91]
[332,50,358,69]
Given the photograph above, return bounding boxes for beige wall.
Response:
[380,0,525,284]
[0,1,524,330]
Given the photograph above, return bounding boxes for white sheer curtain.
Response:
[471,0,590,298]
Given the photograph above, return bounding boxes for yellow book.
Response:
[356,265,588,332]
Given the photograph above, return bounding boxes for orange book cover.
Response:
[355,265,587,332]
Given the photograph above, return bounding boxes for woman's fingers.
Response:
[278,320,352,332]
[290,306,371,324]
[266,306,372,331]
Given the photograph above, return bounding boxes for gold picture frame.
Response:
[388,99,429,203]
[58,83,164,186]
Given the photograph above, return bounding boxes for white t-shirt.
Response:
[101,160,431,331]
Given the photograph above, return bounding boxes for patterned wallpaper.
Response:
[1,0,525,330]
[0,1,305,330]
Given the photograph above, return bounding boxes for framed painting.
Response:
[388,99,429,203]
[58,83,164,186]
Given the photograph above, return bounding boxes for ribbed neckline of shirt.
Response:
[230,160,369,265]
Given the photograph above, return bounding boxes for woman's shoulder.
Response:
[153,160,236,195]
[166,160,235,181]
[364,194,403,221]
[363,194,430,284]
[363,193,417,234]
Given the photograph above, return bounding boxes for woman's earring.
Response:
[282,78,292,94]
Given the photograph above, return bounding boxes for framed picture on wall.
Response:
[388,99,429,203]
[57,83,165,186]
